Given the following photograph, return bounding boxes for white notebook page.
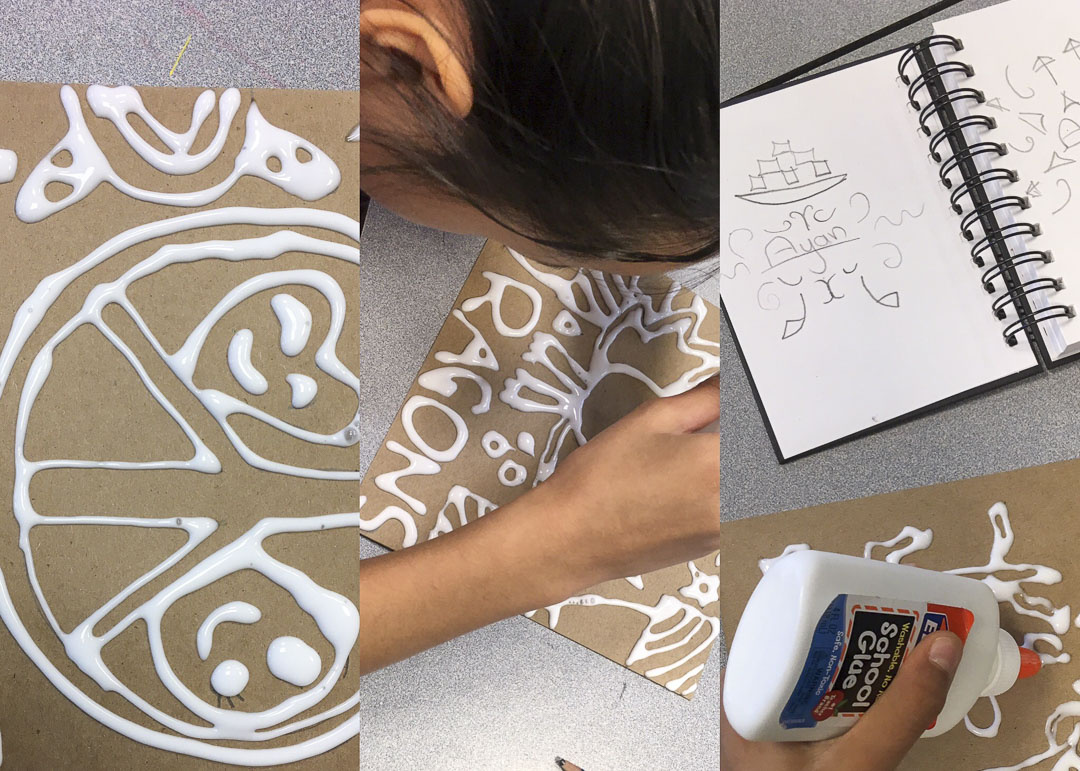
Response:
[937,0,1080,359]
[720,51,1038,459]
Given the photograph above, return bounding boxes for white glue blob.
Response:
[481,430,513,459]
[497,459,527,487]
[552,310,582,337]
[516,432,535,456]
[286,374,318,409]
[1023,633,1072,666]
[197,601,262,660]
[271,294,312,357]
[945,503,1072,634]
[267,637,322,687]
[227,329,268,395]
[0,149,16,183]
[211,660,249,698]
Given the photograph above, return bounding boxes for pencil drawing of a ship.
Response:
[737,141,847,205]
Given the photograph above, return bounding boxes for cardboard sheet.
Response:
[0,81,359,768]
[359,241,722,697]
[717,457,1080,770]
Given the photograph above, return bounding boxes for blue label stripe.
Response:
[780,594,848,729]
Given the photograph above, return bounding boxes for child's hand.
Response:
[533,377,721,597]
[720,631,964,771]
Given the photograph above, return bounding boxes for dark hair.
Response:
[360,0,719,264]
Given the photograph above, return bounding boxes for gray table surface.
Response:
[4,1,1078,771]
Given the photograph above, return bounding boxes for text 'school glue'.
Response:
[723,550,1042,742]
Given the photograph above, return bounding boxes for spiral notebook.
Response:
[719,0,1080,462]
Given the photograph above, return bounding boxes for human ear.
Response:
[359,8,473,119]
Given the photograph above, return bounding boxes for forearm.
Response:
[356,485,583,675]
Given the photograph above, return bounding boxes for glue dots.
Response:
[723,550,1041,742]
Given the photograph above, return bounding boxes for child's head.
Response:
[359,0,719,274]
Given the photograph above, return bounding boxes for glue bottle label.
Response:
[779,594,973,729]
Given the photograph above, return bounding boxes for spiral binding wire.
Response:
[928,114,996,161]
[981,249,1051,292]
[971,223,1041,269]
[901,34,1074,348]
[959,196,1028,241]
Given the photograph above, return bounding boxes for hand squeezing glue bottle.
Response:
[723,550,1042,742]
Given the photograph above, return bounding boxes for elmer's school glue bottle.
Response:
[723,550,1042,742]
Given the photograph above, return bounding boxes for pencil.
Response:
[555,757,584,771]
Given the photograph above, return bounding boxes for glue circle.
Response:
[498,459,526,487]
[481,430,513,459]
[211,659,249,697]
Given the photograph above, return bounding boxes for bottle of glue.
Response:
[723,550,1042,742]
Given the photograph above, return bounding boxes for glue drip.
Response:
[759,503,1078,769]
[16,86,341,222]
[0,208,362,764]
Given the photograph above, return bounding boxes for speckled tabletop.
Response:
[4,2,1078,771]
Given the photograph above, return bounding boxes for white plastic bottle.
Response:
[723,550,1041,742]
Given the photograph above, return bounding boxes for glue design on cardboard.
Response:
[359,243,722,698]
[15,86,341,223]
[0,83,363,764]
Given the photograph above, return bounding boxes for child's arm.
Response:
[357,378,721,675]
